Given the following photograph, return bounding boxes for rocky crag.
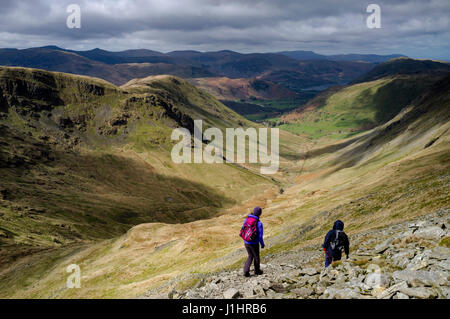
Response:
[144,208,449,299]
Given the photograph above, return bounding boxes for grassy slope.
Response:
[279,75,440,140]
[1,73,448,298]
[0,67,308,288]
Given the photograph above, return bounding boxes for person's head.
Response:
[333,220,344,231]
[253,206,262,217]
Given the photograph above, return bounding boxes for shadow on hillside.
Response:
[0,133,236,241]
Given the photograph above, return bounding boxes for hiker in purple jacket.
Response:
[241,206,265,277]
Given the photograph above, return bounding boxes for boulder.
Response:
[307,275,319,285]
[407,252,431,271]
[393,270,447,287]
[315,285,326,295]
[375,238,393,254]
[437,259,450,271]
[270,283,288,293]
[377,281,408,299]
[254,286,266,297]
[391,250,416,268]
[323,287,361,299]
[292,287,314,298]
[430,246,450,260]
[399,287,438,299]
[413,226,445,240]
[299,267,319,276]
[438,286,450,299]
[223,288,240,299]
[393,292,409,299]
[243,288,255,298]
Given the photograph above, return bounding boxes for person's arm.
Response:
[322,230,332,249]
[258,221,265,248]
[343,232,350,257]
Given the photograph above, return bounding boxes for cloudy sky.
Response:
[0,0,449,59]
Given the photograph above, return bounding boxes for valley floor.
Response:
[0,68,449,298]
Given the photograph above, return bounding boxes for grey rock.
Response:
[438,286,450,298]
[307,274,319,285]
[375,238,393,254]
[399,287,438,299]
[243,288,255,298]
[300,267,319,276]
[223,288,240,299]
[393,292,409,299]
[280,263,296,268]
[207,283,219,291]
[437,259,450,271]
[430,246,450,260]
[292,287,314,298]
[254,286,266,296]
[323,287,361,299]
[193,279,205,289]
[413,226,445,240]
[318,276,331,287]
[315,285,326,295]
[270,283,288,293]
[377,281,408,299]
[295,276,309,287]
[393,270,447,287]
[335,274,347,286]
[407,252,431,270]
[185,290,201,299]
[391,250,415,268]
[281,276,297,284]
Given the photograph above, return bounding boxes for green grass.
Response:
[278,75,438,140]
[439,237,450,248]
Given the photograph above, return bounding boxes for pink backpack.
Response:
[240,217,258,241]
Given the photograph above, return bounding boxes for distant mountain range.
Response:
[276,50,406,63]
[0,46,378,89]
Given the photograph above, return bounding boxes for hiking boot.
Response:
[255,270,263,276]
[244,272,250,277]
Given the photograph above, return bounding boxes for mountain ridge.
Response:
[0,47,375,89]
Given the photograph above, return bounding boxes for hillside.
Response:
[352,58,450,84]
[279,72,446,141]
[188,77,299,101]
[0,67,308,275]
[277,50,405,63]
[0,70,448,298]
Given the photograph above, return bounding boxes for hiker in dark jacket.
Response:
[322,220,349,267]
[241,207,265,277]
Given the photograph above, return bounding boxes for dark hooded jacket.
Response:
[322,220,349,256]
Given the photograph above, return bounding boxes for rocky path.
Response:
[144,208,449,299]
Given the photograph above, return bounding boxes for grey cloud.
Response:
[0,0,448,59]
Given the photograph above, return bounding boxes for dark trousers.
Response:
[324,248,342,267]
[244,243,260,274]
